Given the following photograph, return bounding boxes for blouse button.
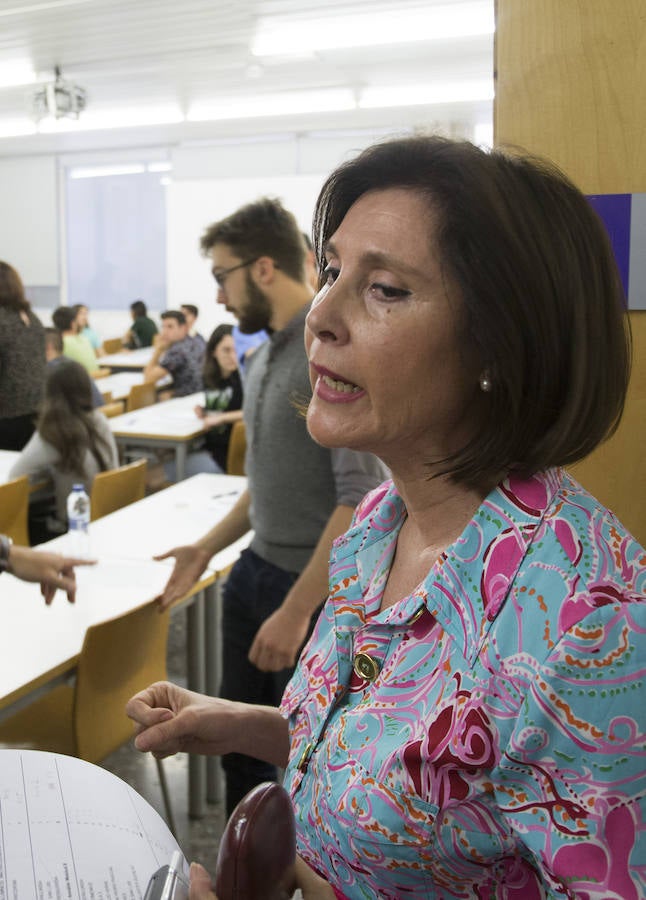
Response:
[408,607,425,624]
[353,652,380,682]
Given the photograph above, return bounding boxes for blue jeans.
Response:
[220,548,299,816]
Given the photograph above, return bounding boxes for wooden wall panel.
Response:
[495,0,646,544]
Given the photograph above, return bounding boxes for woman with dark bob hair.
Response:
[194,323,244,471]
[128,136,645,899]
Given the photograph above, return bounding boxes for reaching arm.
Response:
[155,489,251,609]
[5,543,95,604]
[126,680,289,766]
[248,504,354,671]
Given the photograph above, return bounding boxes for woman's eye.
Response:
[370,283,412,301]
[322,264,339,285]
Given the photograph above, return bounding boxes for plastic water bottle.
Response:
[66,483,91,558]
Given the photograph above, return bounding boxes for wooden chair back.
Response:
[0,475,30,545]
[226,420,246,476]
[126,381,157,412]
[90,458,147,521]
[100,390,113,405]
[101,337,123,354]
[74,601,169,761]
[0,601,175,831]
[100,400,125,418]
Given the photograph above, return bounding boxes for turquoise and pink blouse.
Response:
[281,468,646,899]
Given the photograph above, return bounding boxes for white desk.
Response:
[0,450,20,485]
[0,474,251,817]
[109,392,206,480]
[99,346,154,370]
[93,370,171,402]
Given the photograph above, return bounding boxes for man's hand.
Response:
[7,545,96,605]
[126,681,241,758]
[154,544,211,610]
[248,605,311,672]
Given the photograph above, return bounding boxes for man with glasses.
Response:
[154,197,386,815]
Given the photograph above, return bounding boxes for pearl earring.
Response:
[479,372,492,393]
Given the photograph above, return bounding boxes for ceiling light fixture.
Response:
[252,1,494,56]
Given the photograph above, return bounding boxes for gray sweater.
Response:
[244,305,387,573]
[9,410,119,529]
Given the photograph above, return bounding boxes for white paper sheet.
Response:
[0,750,187,900]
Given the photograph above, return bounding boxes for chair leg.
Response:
[155,756,178,838]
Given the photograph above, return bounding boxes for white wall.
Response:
[0,156,59,285]
[166,172,326,338]
[0,124,451,339]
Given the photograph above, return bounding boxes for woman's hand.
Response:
[7,545,95,605]
[187,856,336,900]
[201,412,227,429]
[126,681,243,759]
[189,862,217,900]
[153,544,211,609]
[194,405,206,420]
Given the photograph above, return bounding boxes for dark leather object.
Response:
[214,782,296,900]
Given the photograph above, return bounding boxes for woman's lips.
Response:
[311,364,366,403]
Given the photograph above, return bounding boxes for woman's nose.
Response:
[306,284,348,344]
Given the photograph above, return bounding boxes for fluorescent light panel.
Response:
[187,89,355,122]
[70,164,146,179]
[252,2,494,56]
[36,104,183,133]
[0,59,37,89]
[360,79,494,109]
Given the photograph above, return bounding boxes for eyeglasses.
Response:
[213,258,258,289]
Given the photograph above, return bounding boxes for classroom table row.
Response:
[108,391,208,480]
[0,473,251,818]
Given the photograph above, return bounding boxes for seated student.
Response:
[143,310,204,398]
[124,299,158,349]
[52,306,99,374]
[44,327,104,408]
[71,303,102,354]
[180,304,207,355]
[10,360,118,541]
[195,324,243,471]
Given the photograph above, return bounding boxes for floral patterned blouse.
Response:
[280,468,646,899]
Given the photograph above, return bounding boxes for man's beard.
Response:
[236,272,272,334]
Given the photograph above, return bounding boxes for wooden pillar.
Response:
[495,0,646,544]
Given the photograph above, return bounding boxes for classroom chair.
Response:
[0,601,176,834]
[100,389,113,405]
[90,458,147,521]
[226,420,246,476]
[101,337,123,354]
[126,381,157,412]
[99,399,125,418]
[0,475,30,546]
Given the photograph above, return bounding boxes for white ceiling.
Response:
[0,0,494,155]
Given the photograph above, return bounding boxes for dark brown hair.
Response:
[313,135,631,483]
[0,261,30,312]
[161,310,187,326]
[200,197,306,283]
[38,360,113,474]
[203,323,235,387]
